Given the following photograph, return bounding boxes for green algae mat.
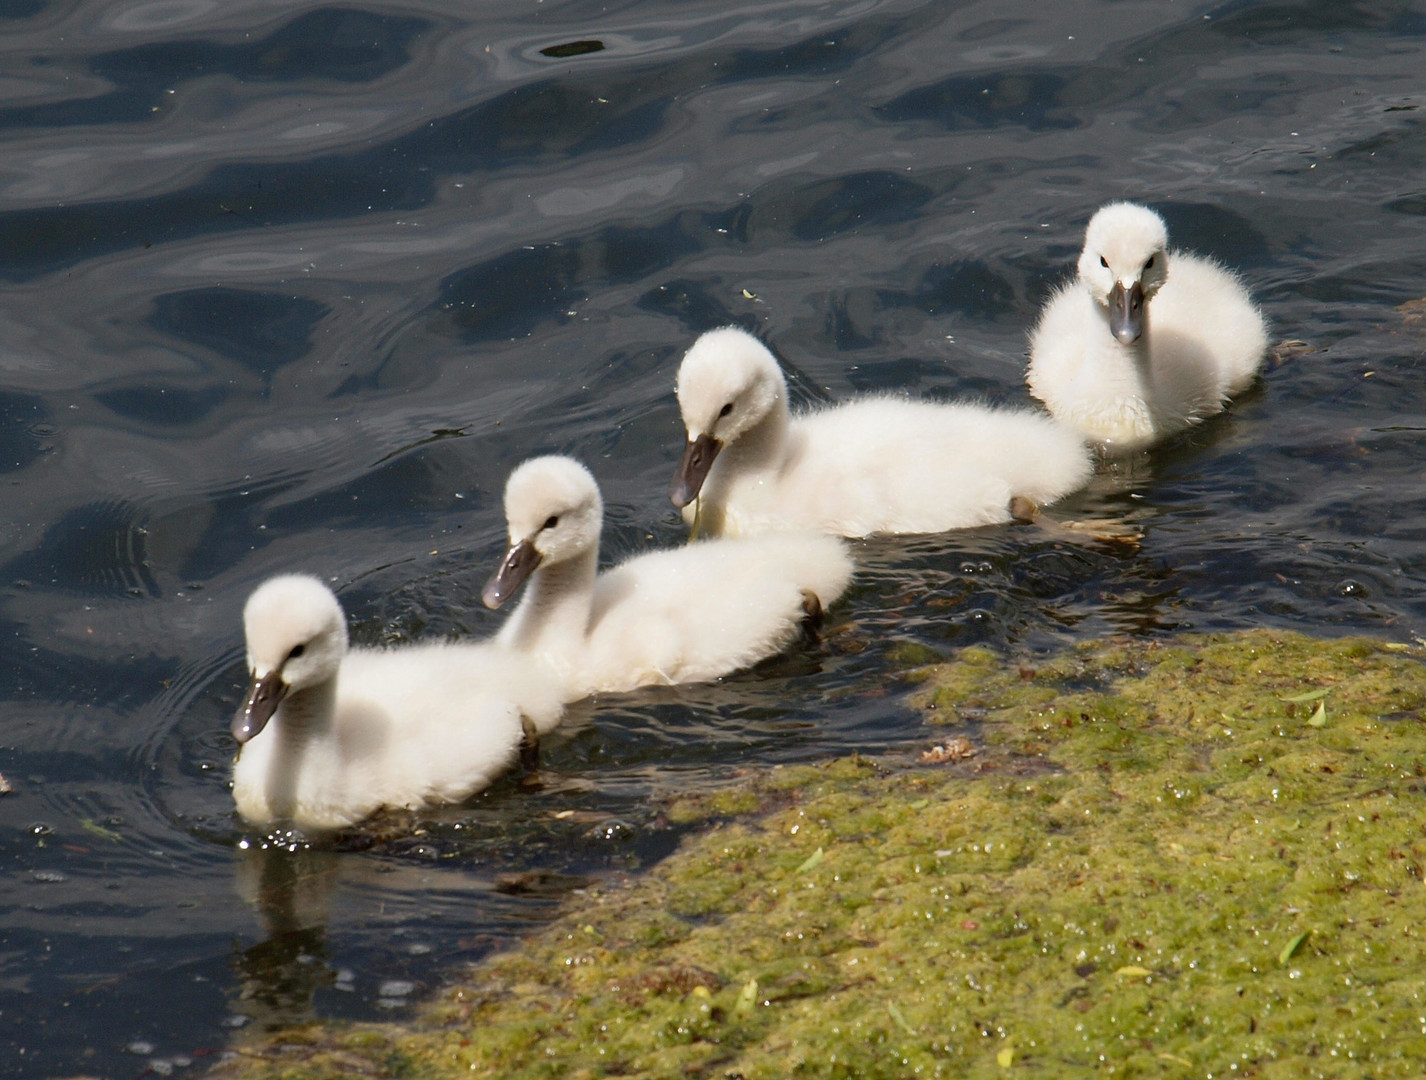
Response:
[212,631,1426,1079]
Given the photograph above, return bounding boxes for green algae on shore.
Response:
[210,631,1426,1079]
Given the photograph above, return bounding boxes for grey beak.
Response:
[482,538,543,609]
[233,668,288,744]
[669,433,722,509]
[1108,280,1146,345]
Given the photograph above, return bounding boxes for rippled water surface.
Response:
[3,0,1426,1074]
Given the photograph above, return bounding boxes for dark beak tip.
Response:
[1107,281,1144,345]
[232,669,286,744]
[668,475,694,509]
[231,705,263,745]
[484,539,540,610]
[670,434,721,509]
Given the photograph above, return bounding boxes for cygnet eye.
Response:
[288,643,306,660]
[543,515,559,530]
[1099,255,1109,269]
[1145,255,1155,270]
[718,402,734,418]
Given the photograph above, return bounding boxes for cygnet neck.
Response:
[256,678,337,823]
[725,394,792,474]
[271,677,338,740]
[501,544,599,663]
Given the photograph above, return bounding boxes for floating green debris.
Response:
[1279,929,1311,966]
[79,818,122,842]
[887,1000,917,1036]
[794,846,823,873]
[1280,687,1331,703]
[1306,699,1328,726]
[735,977,759,1014]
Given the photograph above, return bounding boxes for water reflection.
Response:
[231,845,340,1031]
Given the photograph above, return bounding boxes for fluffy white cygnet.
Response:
[483,455,853,698]
[1026,201,1269,452]
[669,327,1093,538]
[230,574,563,832]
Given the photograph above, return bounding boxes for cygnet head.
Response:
[1077,202,1170,346]
[234,574,348,744]
[669,326,786,508]
[483,455,603,609]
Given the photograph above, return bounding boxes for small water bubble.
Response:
[1336,579,1368,597]
[29,822,53,836]
[407,943,433,956]
[588,819,634,843]
[150,1059,174,1076]
[126,1040,156,1055]
[32,870,67,883]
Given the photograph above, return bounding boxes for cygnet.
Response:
[230,574,563,832]
[669,327,1093,538]
[483,455,852,698]
[1026,201,1268,451]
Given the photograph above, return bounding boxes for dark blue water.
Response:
[2,0,1425,1075]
